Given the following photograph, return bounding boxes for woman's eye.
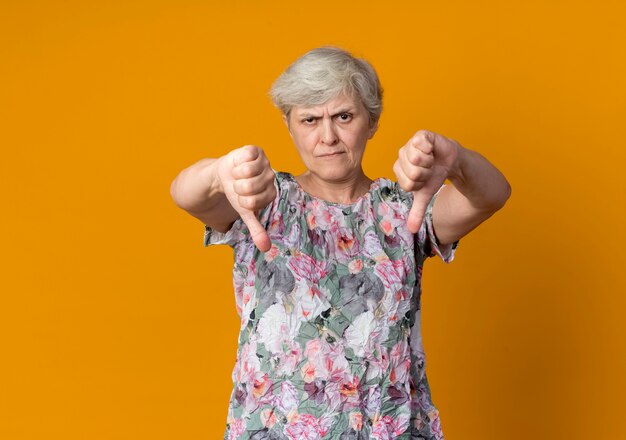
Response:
[303,117,315,124]
[338,113,352,121]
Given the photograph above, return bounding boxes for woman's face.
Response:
[284,92,378,184]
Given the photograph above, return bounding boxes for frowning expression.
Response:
[284,92,378,183]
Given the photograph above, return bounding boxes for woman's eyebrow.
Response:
[298,112,321,119]
[331,107,355,116]
[297,107,355,119]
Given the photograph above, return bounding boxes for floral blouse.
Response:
[204,171,459,439]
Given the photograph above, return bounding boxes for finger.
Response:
[394,160,428,193]
[239,210,271,252]
[233,145,261,167]
[232,158,266,180]
[394,160,423,193]
[407,190,433,234]
[404,144,435,168]
[233,172,274,196]
[411,131,434,154]
[399,148,433,184]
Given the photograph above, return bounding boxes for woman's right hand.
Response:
[215,145,276,252]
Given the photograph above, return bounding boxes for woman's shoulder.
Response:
[273,171,301,199]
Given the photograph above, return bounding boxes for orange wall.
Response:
[1,1,624,439]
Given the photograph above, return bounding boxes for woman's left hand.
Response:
[393,130,462,233]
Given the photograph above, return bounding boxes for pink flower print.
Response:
[322,380,342,412]
[335,227,361,264]
[386,383,410,405]
[300,361,317,383]
[234,269,256,320]
[377,202,397,236]
[379,218,394,236]
[276,340,302,376]
[317,414,334,437]
[264,244,280,262]
[277,381,299,414]
[304,379,325,404]
[260,408,277,428]
[377,199,393,217]
[387,286,410,324]
[337,231,356,253]
[371,414,410,439]
[349,412,363,431]
[294,282,331,322]
[388,415,410,437]
[306,199,333,230]
[249,257,257,276]
[393,287,408,303]
[362,230,387,261]
[252,372,273,399]
[374,258,405,291]
[389,341,410,385]
[411,410,425,430]
[288,251,331,282]
[304,338,322,360]
[237,340,260,384]
[348,258,364,274]
[285,413,324,440]
[371,417,392,440]
[339,375,361,409]
[245,371,275,412]
[239,283,256,326]
[304,337,348,382]
[364,387,381,419]
[227,417,246,440]
[339,376,359,398]
[428,409,444,437]
[365,348,390,381]
[283,221,301,250]
[268,210,285,236]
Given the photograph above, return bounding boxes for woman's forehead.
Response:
[292,93,363,116]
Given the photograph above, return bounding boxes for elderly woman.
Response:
[170,46,510,440]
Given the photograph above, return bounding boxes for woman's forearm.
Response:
[170,158,239,229]
[447,146,512,212]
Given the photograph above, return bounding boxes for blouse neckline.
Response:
[280,171,383,209]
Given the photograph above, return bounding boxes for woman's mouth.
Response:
[319,152,344,158]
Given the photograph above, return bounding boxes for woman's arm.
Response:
[170,145,276,251]
[394,130,511,244]
[170,157,239,233]
[432,146,512,246]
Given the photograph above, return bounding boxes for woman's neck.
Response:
[295,169,373,204]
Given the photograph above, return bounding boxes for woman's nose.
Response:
[320,118,338,145]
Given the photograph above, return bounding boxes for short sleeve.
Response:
[417,184,459,263]
[202,174,280,249]
[203,217,247,248]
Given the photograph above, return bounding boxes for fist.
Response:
[216,145,276,252]
[393,130,461,233]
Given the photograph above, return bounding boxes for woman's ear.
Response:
[368,119,379,139]
[282,114,293,136]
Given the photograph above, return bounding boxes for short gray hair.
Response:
[269,46,383,126]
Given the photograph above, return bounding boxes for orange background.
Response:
[1,1,624,439]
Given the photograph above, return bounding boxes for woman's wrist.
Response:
[208,157,225,195]
[447,144,468,185]
[445,146,511,210]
